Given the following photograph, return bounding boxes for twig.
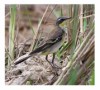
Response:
[82,14,94,19]
[30,5,50,51]
[5,12,10,18]
[44,5,57,24]
[80,5,83,33]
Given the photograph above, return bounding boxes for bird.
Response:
[14,16,71,67]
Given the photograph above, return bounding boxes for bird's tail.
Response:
[14,43,50,65]
[14,46,43,65]
[14,54,31,65]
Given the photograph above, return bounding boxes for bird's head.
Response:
[56,16,71,27]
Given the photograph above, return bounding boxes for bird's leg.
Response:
[52,53,62,69]
[46,54,61,70]
[51,53,57,67]
[46,55,48,61]
[52,53,55,64]
[45,53,55,67]
[45,54,58,75]
[52,53,57,68]
[45,55,53,67]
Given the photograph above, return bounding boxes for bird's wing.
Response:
[29,27,64,55]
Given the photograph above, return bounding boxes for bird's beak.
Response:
[64,17,72,20]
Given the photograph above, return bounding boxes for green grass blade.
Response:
[8,5,16,65]
[89,69,95,85]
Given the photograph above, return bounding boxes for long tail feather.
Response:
[14,54,31,65]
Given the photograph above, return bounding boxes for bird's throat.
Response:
[59,21,66,28]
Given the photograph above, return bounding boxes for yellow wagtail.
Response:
[14,16,71,67]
